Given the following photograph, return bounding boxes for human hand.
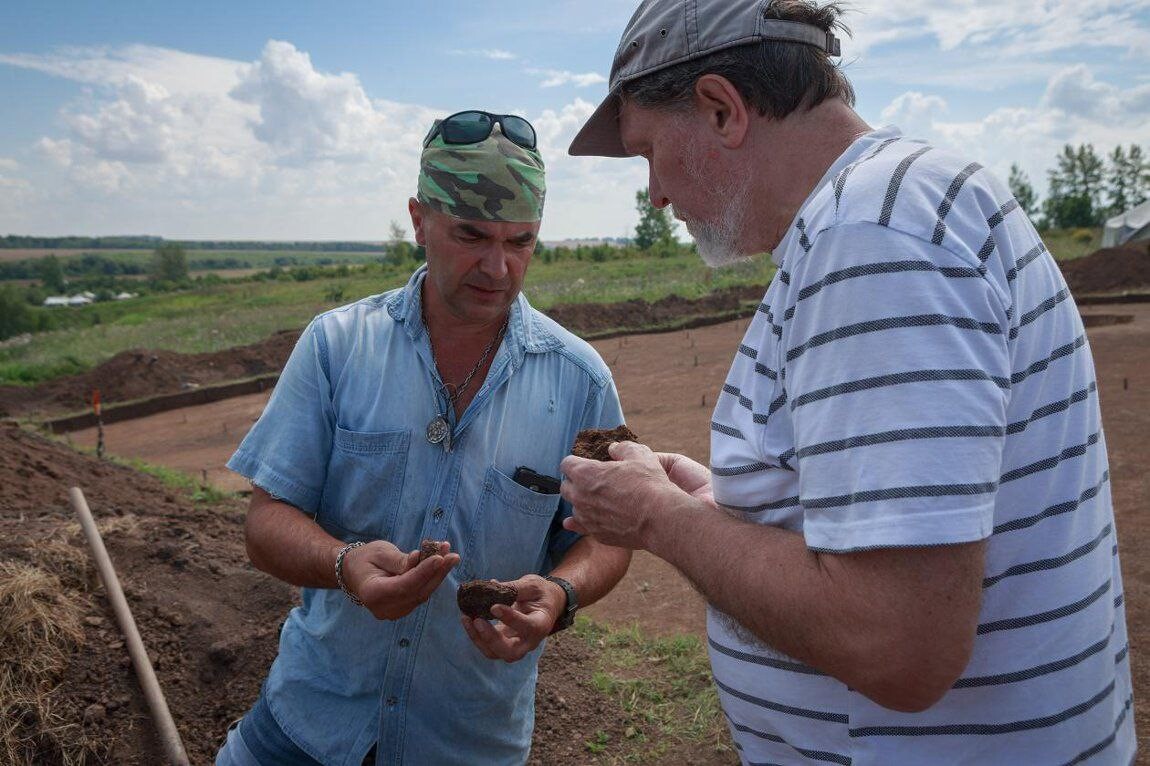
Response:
[460,575,565,662]
[656,452,715,507]
[344,540,460,621]
[559,441,690,550]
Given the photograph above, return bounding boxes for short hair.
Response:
[621,1,855,120]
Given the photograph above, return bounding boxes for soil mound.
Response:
[0,329,301,419]
[0,424,677,765]
[1059,244,1150,295]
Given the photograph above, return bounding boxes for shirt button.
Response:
[398,638,410,647]
[432,507,444,520]
[386,695,398,706]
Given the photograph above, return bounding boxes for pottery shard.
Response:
[418,539,446,562]
[457,580,518,620]
[571,425,639,462]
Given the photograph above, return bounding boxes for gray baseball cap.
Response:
[569,0,841,157]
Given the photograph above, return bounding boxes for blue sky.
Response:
[2,1,1148,241]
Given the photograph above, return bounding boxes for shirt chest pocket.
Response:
[317,426,410,541]
[459,466,561,583]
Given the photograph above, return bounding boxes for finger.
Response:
[474,619,529,662]
[607,439,651,461]
[460,616,499,660]
[411,555,460,602]
[489,603,536,636]
[562,516,589,535]
[559,454,598,476]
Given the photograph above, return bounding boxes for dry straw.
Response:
[0,560,101,765]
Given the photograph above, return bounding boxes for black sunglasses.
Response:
[423,110,537,151]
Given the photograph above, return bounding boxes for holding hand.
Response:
[343,540,460,620]
[461,574,566,662]
[560,442,714,549]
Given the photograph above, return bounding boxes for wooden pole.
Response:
[68,487,190,766]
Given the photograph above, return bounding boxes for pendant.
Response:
[426,415,451,449]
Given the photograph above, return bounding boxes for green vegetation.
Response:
[572,617,732,762]
[0,249,773,384]
[114,456,232,504]
[633,189,677,252]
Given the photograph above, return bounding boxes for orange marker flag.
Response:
[92,388,101,417]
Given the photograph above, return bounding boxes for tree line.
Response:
[1009,143,1149,230]
[0,235,388,252]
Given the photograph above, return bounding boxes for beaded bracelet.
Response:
[335,540,367,606]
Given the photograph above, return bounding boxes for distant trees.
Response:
[633,189,676,251]
[1106,145,1149,215]
[37,255,66,293]
[1040,143,1149,229]
[1008,163,1038,218]
[150,243,189,283]
[0,285,35,340]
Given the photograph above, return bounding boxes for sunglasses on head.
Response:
[423,110,537,151]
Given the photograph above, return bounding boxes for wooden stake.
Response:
[69,488,190,766]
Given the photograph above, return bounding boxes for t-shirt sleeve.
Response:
[226,319,335,515]
[547,374,626,565]
[784,221,1011,551]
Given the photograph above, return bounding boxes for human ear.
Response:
[692,74,750,150]
[408,198,427,246]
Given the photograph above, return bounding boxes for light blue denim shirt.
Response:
[227,265,623,766]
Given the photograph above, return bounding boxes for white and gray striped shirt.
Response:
[709,127,1135,765]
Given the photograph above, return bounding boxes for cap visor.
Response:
[567,91,629,158]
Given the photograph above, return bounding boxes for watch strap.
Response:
[544,575,577,634]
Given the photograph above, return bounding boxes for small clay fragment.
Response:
[418,539,445,562]
[571,425,640,462]
[457,580,518,620]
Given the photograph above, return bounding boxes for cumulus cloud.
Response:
[530,69,608,88]
[874,64,1150,205]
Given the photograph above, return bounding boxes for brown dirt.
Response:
[1059,243,1150,295]
[0,330,302,420]
[572,425,641,461]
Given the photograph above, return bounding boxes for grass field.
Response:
[0,253,773,385]
[0,226,1103,386]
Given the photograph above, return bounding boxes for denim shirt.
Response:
[227,266,623,766]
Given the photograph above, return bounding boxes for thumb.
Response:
[607,439,649,461]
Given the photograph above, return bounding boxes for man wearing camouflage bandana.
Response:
[217,118,630,766]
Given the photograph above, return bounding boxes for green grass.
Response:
[1,254,775,386]
[571,617,732,763]
[1043,227,1103,261]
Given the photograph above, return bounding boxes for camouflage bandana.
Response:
[417,128,546,223]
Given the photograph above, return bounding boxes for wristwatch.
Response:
[544,575,578,634]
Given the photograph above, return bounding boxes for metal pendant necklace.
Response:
[424,315,509,451]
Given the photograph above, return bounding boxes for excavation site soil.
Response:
[3,245,1149,764]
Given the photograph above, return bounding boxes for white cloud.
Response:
[875,64,1150,203]
[880,91,947,138]
[450,48,517,61]
[845,0,1150,56]
[530,69,608,88]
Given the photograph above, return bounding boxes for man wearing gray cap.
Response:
[560,2,1135,764]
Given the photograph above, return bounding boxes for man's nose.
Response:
[478,243,510,279]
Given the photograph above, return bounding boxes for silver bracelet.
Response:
[335,541,367,606]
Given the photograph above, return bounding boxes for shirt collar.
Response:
[385,264,562,355]
[772,125,903,266]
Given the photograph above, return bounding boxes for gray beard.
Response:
[678,137,754,268]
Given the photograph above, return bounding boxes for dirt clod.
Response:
[457,580,518,620]
[571,425,640,461]
[418,539,445,562]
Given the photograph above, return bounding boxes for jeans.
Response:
[216,690,376,766]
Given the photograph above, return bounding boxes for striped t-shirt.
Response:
[708,127,1135,765]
